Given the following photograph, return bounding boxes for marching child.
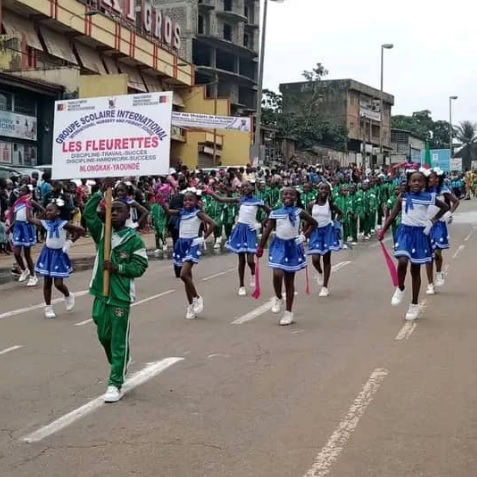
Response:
[378,170,449,321]
[30,199,85,318]
[158,189,216,319]
[8,185,42,287]
[208,182,270,296]
[307,182,343,297]
[257,187,317,325]
[84,178,149,403]
[425,169,460,294]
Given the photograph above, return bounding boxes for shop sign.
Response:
[99,0,181,50]
[0,111,37,141]
[172,112,251,132]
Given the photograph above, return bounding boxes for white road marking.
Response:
[208,353,231,359]
[75,289,176,326]
[452,245,465,259]
[0,291,89,321]
[231,262,352,325]
[0,345,23,356]
[202,268,235,281]
[302,368,388,477]
[464,230,474,242]
[395,299,426,341]
[21,357,184,443]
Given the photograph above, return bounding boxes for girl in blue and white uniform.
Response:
[208,182,270,296]
[425,169,460,295]
[30,200,85,318]
[307,182,343,297]
[257,187,316,326]
[378,170,449,321]
[158,189,216,320]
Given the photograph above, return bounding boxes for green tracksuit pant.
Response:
[92,298,130,389]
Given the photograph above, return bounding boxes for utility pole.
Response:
[212,72,218,166]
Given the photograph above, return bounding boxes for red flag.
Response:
[380,241,399,287]
[252,259,261,299]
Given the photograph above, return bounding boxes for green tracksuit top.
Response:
[84,192,149,307]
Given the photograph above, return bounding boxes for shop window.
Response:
[223,24,232,41]
[198,15,204,34]
[0,92,13,112]
[14,94,37,116]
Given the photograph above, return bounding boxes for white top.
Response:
[179,209,201,239]
[401,193,436,227]
[14,203,28,222]
[41,220,68,249]
[312,201,332,228]
[237,204,259,226]
[427,188,449,222]
[270,208,302,240]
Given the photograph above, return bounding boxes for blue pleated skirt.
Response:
[269,237,307,272]
[12,221,36,248]
[35,246,72,278]
[307,224,341,256]
[394,224,433,264]
[173,237,201,266]
[430,221,450,250]
[226,223,258,254]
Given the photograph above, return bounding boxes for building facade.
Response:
[279,79,395,165]
[390,128,425,164]
[158,0,260,115]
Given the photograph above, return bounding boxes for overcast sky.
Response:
[263,0,474,124]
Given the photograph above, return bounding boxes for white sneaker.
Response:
[319,287,330,297]
[249,276,256,288]
[162,245,168,252]
[279,311,295,326]
[364,235,370,240]
[185,304,196,320]
[193,296,204,315]
[64,293,75,311]
[153,248,161,258]
[435,272,445,287]
[351,241,357,246]
[44,305,56,319]
[26,275,38,287]
[426,284,436,295]
[271,297,283,314]
[391,288,405,306]
[316,273,324,286]
[103,385,123,403]
[18,269,30,282]
[405,304,420,321]
[238,287,247,297]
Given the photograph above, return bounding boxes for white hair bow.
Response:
[433,167,444,176]
[418,167,431,177]
[51,198,65,207]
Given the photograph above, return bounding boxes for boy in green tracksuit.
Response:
[203,194,224,248]
[334,185,350,243]
[222,186,238,240]
[355,184,366,239]
[84,180,148,403]
[150,200,168,252]
[300,182,316,209]
[347,183,358,244]
[363,181,377,238]
[385,183,403,243]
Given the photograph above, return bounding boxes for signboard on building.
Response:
[52,92,172,179]
[98,0,181,50]
[359,97,380,122]
[172,112,251,132]
[0,111,37,141]
[420,148,451,172]
[450,158,462,172]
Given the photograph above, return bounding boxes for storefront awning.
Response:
[39,26,77,65]
[74,42,107,75]
[103,56,119,75]
[2,11,43,51]
[118,63,147,92]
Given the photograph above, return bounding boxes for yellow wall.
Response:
[79,74,128,98]
[178,86,252,169]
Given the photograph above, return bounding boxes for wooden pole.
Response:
[103,187,113,296]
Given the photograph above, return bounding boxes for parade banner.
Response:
[52,92,173,179]
[172,112,251,132]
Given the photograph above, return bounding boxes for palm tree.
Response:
[455,121,477,145]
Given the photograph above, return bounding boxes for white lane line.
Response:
[0,291,89,321]
[231,262,352,325]
[452,245,465,259]
[302,368,388,477]
[21,357,184,443]
[75,289,176,326]
[202,268,235,282]
[464,230,474,242]
[0,345,23,355]
[395,299,426,341]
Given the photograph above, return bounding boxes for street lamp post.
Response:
[449,95,458,160]
[252,0,284,165]
[379,43,393,165]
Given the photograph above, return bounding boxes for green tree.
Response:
[455,120,477,146]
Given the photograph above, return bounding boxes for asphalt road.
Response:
[1,202,477,477]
